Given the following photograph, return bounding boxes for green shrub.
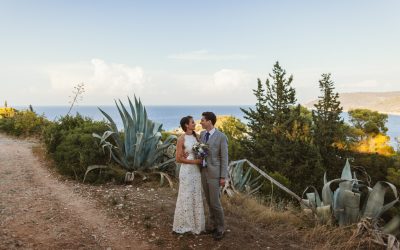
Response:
[0,110,49,137]
[0,116,16,133]
[219,116,247,161]
[161,130,179,141]
[42,114,115,182]
[82,164,126,184]
[260,171,292,200]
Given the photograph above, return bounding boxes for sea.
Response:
[16,105,400,147]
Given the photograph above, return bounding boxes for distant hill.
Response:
[304,91,400,115]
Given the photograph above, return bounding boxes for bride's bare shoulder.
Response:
[177,134,185,143]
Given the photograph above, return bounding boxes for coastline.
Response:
[341,109,400,117]
[305,106,400,117]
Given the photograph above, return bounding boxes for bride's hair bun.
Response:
[180,116,193,132]
[180,116,198,141]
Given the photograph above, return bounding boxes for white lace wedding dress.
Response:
[173,134,205,234]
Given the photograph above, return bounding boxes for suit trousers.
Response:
[201,172,225,233]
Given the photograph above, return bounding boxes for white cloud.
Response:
[3,58,399,106]
[89,59,145,93]
[141,69,255,105]
[45,59,147,103]
[213,69,249,90]
[34,60,255,105]
[196,69,255,104]
[168,50,252,61]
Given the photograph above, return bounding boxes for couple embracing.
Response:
[173,112,228,241]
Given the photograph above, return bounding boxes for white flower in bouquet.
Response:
[192,142,209,168]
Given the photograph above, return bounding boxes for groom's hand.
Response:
[183,152,189,158]
[219,178,225,187]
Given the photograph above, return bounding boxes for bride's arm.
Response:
[176,135,202,165]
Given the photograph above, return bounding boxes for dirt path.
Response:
[0,134,149,250]
[1,133,335,249]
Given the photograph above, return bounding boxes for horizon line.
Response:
[13,104,256,107]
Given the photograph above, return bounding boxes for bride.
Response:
[172,116,205,234]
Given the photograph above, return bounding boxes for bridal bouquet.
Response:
[192,142,209,168]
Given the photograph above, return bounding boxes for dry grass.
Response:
[31,144,46,160]
[302,223,389,249]
[31,144,57,170]
[222,193,304,227]
[303,224,360,249]
[223,194,389,249]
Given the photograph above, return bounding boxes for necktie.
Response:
[205,132,210,142]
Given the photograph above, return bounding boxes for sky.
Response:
[1,0,399,106]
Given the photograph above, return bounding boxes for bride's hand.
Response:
[194,159,202,165]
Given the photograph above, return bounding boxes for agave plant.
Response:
[87,96,177,186]
[223,160,263,197]
[302,159,399,228]
[223,160,315,212]
[225,159,399,247]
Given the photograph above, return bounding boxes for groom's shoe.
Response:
[204,228,217,235]
[212,231,224,241]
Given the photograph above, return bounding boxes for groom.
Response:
[199,112,228,240]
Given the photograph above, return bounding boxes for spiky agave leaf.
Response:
[383,216,400,234]
[318,160,399,228]
[362,181,399,219]
[225,160,263,196]
[316,205,332,224]
[94,96,176,173]
[321,178,348,207]
[97,107,123,149]
[83,165,109,183]
[340,189,361,225]
[341,158,352,181]
[302,186,322,208]
[225,160,316,212]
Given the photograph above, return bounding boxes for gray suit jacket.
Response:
[200,129,229,179]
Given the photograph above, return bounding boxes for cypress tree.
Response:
[241,62,323,193]
[312,73,344,170]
